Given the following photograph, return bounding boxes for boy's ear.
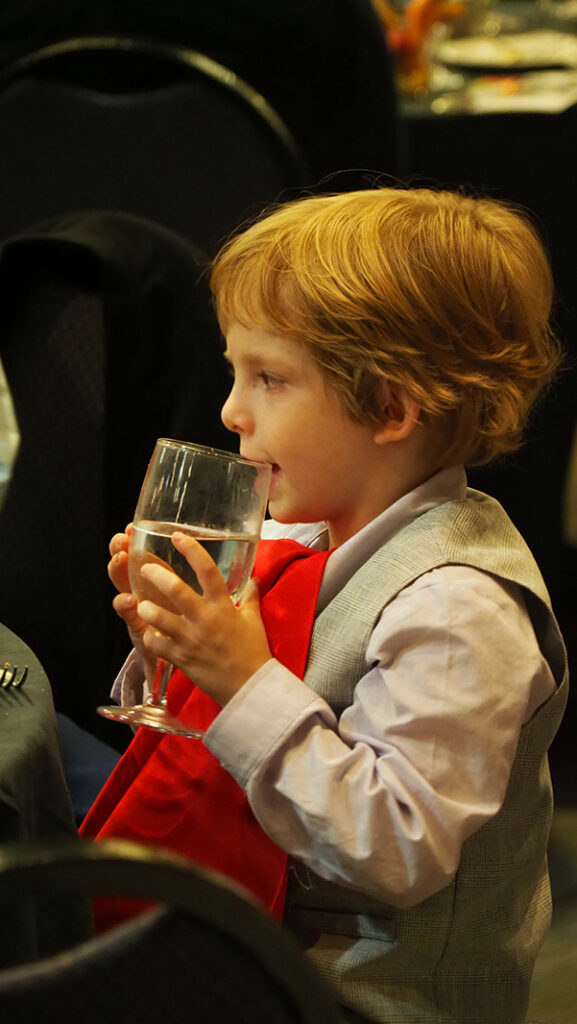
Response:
[373,384,421,444]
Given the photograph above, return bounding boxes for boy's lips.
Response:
[241,451,278,474]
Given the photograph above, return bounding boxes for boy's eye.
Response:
[258,371,282,389]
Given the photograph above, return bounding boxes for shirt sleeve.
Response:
[110,649,150,706]
[204,565,555,907]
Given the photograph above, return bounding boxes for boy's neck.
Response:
[327,429,448,548]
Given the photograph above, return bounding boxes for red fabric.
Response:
[80,539,330,930]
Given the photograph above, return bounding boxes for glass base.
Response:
[97,702,204,738]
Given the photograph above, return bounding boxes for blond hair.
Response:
[210,187,561,466]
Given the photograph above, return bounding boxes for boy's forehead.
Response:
[224,322,309,363]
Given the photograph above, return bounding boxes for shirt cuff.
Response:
[204,659,332,789]
[110,649,151,706]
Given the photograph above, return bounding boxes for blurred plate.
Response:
[435,30,577,72]
[430,69,577,115]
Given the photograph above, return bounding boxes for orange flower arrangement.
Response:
[372,0,466,93]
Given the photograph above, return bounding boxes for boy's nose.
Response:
[221,389,250,435]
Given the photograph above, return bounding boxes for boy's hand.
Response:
[108,528,132,593]
[135,531,272,706]
[108,527,156,679]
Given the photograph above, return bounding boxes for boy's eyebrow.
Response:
[223,349,260,366]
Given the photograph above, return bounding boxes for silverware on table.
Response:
[0,663,28,689]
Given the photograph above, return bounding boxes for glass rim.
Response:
[156,438,270,472]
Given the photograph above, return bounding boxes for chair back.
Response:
[0,838,342,1023]
[0,36,310,254]
[0,210,231,737]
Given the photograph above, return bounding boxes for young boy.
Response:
[105,187,567,1023]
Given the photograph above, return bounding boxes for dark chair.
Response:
[0,36,309,254]
[0,838,342,1023]
[0,209,231,744]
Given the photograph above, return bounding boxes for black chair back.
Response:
[0,210,231,740]
[0,36,310,253]
[0,839,342,1023]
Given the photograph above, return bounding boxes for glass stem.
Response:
[148,658,173,708]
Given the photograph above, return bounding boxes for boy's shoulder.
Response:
[344,489,549,613]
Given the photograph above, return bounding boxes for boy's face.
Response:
[221,324,389,545]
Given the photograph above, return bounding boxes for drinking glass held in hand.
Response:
[99,439,271,737]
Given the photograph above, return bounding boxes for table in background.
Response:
[0,622,92,965]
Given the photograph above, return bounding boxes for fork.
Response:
[0,663,28,689]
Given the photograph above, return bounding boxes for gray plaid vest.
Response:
[285,489,568,1024]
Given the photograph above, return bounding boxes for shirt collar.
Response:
[315,465,467,611]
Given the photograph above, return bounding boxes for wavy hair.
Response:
[210,187,562,465]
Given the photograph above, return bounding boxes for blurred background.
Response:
[0,3,574,1017]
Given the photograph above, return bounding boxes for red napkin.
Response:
[80,539,330,930]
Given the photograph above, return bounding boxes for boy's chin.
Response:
[267,507,297,524]
[267,496,299,524]
[267,501,318,526]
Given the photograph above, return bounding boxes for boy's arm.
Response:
[204,566,555,907]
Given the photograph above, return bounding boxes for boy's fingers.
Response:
[171,532,228,599]
[109,532,129,557]
[108,549,130,587]
[112,592,139,621]
[140,562,197,613]
[137,601,182,645]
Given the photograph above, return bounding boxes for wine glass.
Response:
[97,438,271,737]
